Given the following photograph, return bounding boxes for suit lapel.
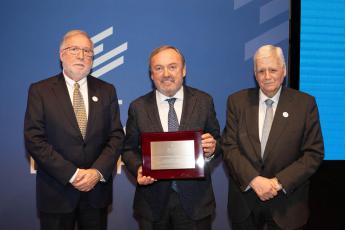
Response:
[263,88,292,161]
[179,86,196,131]
[146,91,164,132]
[85,75,97,141]
[51,74,82,138]
[246,89,261,159]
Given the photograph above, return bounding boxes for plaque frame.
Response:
[141,131,204,179]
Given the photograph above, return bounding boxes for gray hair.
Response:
[253,45,285,71]
[59,30,93,50]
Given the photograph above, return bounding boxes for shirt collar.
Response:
[156,86,184,103]
[63,71,87,88]
[259,86,282,105]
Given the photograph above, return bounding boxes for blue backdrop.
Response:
[0,1,289,229]
[300,0,345,160]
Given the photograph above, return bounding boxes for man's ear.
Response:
[59,50,64,62]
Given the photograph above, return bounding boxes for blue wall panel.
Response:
[0,1,289,229]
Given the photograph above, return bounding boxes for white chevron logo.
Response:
[91,27,128,78]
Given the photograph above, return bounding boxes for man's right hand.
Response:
[137,166,156,185]
[72,169,100,192]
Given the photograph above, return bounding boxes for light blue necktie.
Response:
[261,99,274,158]
[166,98,179,191]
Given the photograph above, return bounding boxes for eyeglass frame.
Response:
[62,46,94,58]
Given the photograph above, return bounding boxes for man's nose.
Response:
[76,49,85,59]
[163,67,169,76]
[263,70,271,79]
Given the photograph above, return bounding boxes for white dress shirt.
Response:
[155,86,184,131]
[257,87,285,193]
[258,87,282,141]
[63,72,104,183]
[246,87,282,191]
[63,72,89,119]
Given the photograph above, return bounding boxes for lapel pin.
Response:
[92,96,98,102]
[283,112,289,118]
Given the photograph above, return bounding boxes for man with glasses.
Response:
[24,30,124,230]
[122,45,221,230]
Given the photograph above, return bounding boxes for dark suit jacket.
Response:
[24,73,124,213]
[222,87,324,229]
[122,86,221,221]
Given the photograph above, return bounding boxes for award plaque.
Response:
[141,131,204,179]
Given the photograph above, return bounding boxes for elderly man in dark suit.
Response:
[24,30,124,230]
[122,45,221,230]
[222,45,324,230]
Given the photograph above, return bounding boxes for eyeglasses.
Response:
[63,46,94,58]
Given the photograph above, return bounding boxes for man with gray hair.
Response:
[222,45,324,229]
[24,30,124,230]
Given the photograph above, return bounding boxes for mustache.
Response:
[73,63,86,67]
[160,76,175,83]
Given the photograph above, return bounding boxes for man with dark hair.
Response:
[122,45,221,230]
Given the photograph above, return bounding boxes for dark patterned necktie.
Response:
[166,98,179,191]
[261,99,274,157]
[73,82,87,139]
[166,98,179,132]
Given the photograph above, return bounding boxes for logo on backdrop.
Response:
[30,26,127,175]
[234,0,289,60]
[91,26,128,78]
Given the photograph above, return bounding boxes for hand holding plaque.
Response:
[201,133,217,158]
[141,131,204,179]
[137,166,155,185]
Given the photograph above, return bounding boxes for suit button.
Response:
[261,165,265,170]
